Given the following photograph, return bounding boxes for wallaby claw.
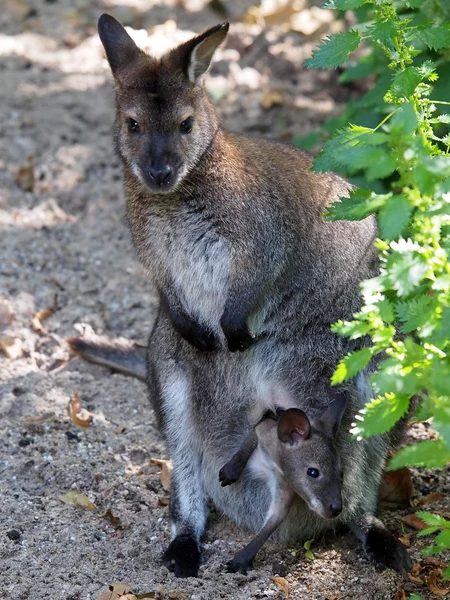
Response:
[226,557,253,575]
[219,462,239,486]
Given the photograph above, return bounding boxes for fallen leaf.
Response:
[99,509,122,529]
[424,557,447,569]
[167,592,187,599]
[401,513,428,530]
[379,468,414,509]
[150,458,172,491]
[392,589,407,600]
[117,595,137,600]
[327,595,342,600]
[158,497,170,506]
[398,534,412,548]
[15,156,34,191]
[68,392,91,429]
[261,90,285,109]
[0,298,14,326]
[115,427,127,434]
[271,576,289,597]
[23,411,55,423]
[408,572,424,585]
[31,296,59,334]
[60,491,97,510]
[428,570,450,596]
[97,584,134,600]
[135,593,157,599]
[416,492,443,506]
[0,336,22,359]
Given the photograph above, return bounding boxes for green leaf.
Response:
[332,319,372,338]
[389,103,418,137]
[331,347,372,384]
[303,538,315,560]
[325,0,366,8]
[387,253,428,297]
[326,189,388,221]
[417,526,439,537]
[405,0,424,6]
[418,24,450,51]
[378,196,412,240]
[395,295,433,333]
[443,564,450,580]
[390,67,421,99]
[415,511,450,528]
[350,394,410,438]
[306,30,361,70]
[366,19,398,51]
[388,439,450,470]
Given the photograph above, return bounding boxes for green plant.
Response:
[306,0,450,571]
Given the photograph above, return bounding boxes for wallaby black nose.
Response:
[149,162,171,186]
[329,502,342,517]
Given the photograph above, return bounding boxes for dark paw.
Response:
[365,526,412,576]
[219,462,240,487]
[162,536,201,578]
[183,324,220,352]
[220,315,256,352]
[226,557,253,574]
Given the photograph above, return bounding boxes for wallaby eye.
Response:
[180,117,194,134]
[126,118,139,133]
[307,468,320,478]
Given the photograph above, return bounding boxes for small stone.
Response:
[6,530,21,541]
[18,438,32,447]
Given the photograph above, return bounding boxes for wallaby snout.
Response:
[149,157,172,188]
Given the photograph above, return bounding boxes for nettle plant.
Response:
[306,0,450,572]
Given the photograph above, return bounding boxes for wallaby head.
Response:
[98,14,229,193]
[273,392,347,520]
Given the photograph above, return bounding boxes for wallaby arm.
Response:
[227,487,295,574]
[160,289,219,352]
[219,429,258,486]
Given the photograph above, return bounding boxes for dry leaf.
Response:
[0,298,14,326]
[0,336,23,359]
[117,595,137,600]
[167,592,187,599]
[60,491,97,510]
[68,392,91,429]
[15,156,34,191]
[150,458,172,491]
[424,557,447,569]
[271,576,289,597]
[159,497,170,506]
[379,468,414,509]
[408,572,424,585]
[115,427,127,434]
[416,492,443,506]
[261,90,285,109]
[31,296,59,334]
[327,595,342,600]
[97,584,134,600]
[99,509,122,529]
[428,570,450,596]
[392,589,407,600]
[398,534,412,548]
[23,411,55,423]
[401,513,428,530]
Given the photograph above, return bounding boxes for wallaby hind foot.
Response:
[364,523,412,576]
[162,535,202,578]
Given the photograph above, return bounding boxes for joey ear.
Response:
[174,22,229,84]
[277,408,311,446]
[316,392,348,437]
[98,14,143,76]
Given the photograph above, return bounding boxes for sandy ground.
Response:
[1,1,449,599]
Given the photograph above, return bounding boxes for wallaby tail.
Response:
[67,335,147,381]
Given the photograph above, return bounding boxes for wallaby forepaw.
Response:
[364,526,412,576]
[219,462,240,486]
[184,325,220,352]
[162,536,201,578]
[226,557,253,575]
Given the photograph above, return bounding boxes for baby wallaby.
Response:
[219,397,345,574]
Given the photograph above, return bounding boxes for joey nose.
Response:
[329,502,342,518]
[149,162,172,186]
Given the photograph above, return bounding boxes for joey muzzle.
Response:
[149,159,172,187]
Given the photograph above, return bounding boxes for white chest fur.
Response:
[147,205,231,333]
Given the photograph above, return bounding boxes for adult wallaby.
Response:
[71,15,411,578]
[218,398,347,574]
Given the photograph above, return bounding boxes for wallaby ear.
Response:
[98,14,143,77]
[174,22,229,84]
[277,408,311,446]
[316,392,348,437]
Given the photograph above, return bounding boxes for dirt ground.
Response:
[1,1,449,599]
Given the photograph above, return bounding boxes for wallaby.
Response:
[70,15,411,578]
[218,399,346,574]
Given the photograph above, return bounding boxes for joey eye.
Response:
[180,117,194,134]
[126,118,139,133]
[307,468,320,478]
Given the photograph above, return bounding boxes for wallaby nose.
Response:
[149,162,172,186]
[329,501,342,518]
